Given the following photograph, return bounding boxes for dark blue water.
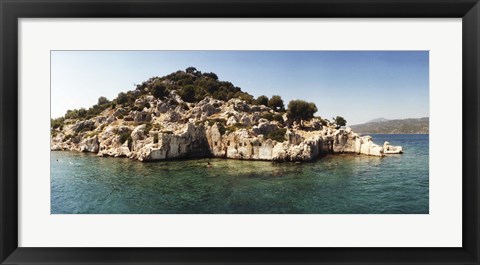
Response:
[51,134,429,214]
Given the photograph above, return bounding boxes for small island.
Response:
[51,67,403,162]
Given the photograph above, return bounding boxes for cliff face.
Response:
[51,69,403,161]
[51,94,399,162]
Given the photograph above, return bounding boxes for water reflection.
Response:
[51,134,429,214]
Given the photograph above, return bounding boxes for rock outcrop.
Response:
[51,70,402,162]
[383,141,403,154]
[79,135,99,153]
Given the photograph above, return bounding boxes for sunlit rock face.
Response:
[51,71,398,162]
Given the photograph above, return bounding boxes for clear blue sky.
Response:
[51,51,429,125]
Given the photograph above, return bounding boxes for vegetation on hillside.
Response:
[350,117,429,134]
[286,100,318,122]
[333,116,347,127]
[51,67,333,131]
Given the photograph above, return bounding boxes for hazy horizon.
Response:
[51,51,429,125]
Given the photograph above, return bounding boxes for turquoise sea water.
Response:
[51,134,429,214]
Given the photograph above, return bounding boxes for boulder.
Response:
[227,115,238,125]
[285,129,303,145]
[201,103,218,116]
[131,124,146,142]
[165,110,181,122]
[106,116,116,124]
[79,135,99,153]
[252,122,278,135]
[383,141,403,154]
[132,111,152,122]
[71,120,95,133]
[112,108,127,117]
[240,114,251,126]
[157,101,171,113]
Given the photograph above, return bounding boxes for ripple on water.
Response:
[51,134,429,214]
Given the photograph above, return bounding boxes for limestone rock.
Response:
[285,129,303,145]
[71,120,95,133]
[79,135,99,153]
[132,111,152,122]
[131,124,147,142]
[383,141,403,154]
[112,108,127,117]
[227,115,238,126]
[252,121,278,135]
[240,114,251,126]
[51,82,400,162]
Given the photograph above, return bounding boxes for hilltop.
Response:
[350,117,429,134]
[51,67,402,161]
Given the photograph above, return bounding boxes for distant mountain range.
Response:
[350,117,429,134]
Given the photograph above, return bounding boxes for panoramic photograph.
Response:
[50,51,429,214]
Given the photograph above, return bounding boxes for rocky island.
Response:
[51,67,403,162]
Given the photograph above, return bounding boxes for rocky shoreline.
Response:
[51,97,402,162]
[51,68,402,162]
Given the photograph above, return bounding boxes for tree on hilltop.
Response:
[255,95,269,106]
[268,95,285,112]
[151,83,169,99]
[97,96,109,105]
[203,72,218,80]
[185,67,198,74]
[178,85,197,102]
[333,116,347,127]
[116,92,129,104]
[287,100,318,124]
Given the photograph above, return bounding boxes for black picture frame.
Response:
[1,0,479,264]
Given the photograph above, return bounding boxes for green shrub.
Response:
[64,108,87,120]
[145,122,153,133]
[273,114,284,123]
[178,85,197,102]
[51,117,64,129]
[255,95,269,106]
[159,69,255,104]
[261,113,283,123]
[261,112,274,121]
[153,133,159,144]
[97,96,109,105]
[185,66,198,74]
[333,116,347,127]
[266,128,287,142]
[151,83,169,99]
[116,92,129,104]
[237,93,254,104]
[268,95,285,112]
[202,72,218,80]
[287,100,318,122]
[168,99,178,106]
[217,123,226,135]
[119,132,132,145]
[115,91,137,107]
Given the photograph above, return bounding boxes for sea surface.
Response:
[51,134,429,214]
